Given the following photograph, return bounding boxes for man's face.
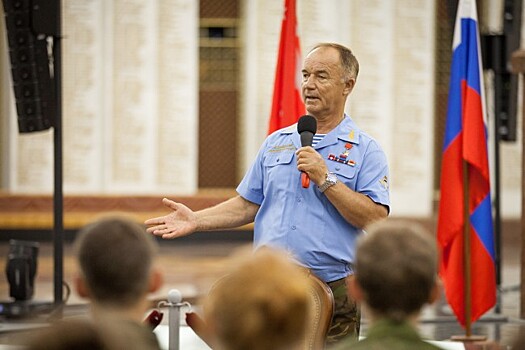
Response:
[301,47,348,117]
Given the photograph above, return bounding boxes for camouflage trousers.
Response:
[326,276,361,344]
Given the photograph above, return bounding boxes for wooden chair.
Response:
[303,270,334,350]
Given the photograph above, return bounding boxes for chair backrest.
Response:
[303,271,334,350]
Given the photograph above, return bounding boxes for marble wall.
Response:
[1,0,522,218]
[2,0,198,195]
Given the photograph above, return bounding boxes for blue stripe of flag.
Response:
[443,18,482,151]
[470,194,496,261]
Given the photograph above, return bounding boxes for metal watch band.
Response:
[318,172,337,193]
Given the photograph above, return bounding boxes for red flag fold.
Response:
[267,0,305,134]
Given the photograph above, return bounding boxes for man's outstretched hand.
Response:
[144,198,198,239]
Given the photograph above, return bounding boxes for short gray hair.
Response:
[309,42,359,81]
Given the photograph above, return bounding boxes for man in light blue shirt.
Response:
[237,114,389,283]
[146,43,390,344]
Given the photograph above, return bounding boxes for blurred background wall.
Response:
[0,0,522,219]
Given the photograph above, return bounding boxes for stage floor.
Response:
[0,233,523,349]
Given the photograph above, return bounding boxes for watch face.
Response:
[319,172,337,192]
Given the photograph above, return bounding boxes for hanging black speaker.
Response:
[2,0,57,133]
[499,0,522,142]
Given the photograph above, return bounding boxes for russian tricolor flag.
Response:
[437,0,496,327]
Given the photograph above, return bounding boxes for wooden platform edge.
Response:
[0,192,256,230]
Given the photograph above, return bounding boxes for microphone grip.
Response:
[301,172,310,188]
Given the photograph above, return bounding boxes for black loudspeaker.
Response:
[481,1,522,142]
[482,34,513,139]
[6,240,39,301]
[2,0,57,133]
[499,0,522,142]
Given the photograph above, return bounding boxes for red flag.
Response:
[267,0,305,134]
[437,0,495,327]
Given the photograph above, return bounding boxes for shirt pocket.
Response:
[263,151,295,167]
[263,151,296,190]
[330,163,357,190]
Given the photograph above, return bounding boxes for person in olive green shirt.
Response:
[332,220,444,350]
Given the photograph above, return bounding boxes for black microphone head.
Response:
[297,115,317,135]
[297,115,317,147]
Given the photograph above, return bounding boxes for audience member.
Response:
[332,220,443,350]
[25,318,142,350]
[203,247,312,350]
[73,215,163,350]
[510,326,525,349]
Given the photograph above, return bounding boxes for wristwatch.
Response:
[318,172,337,193]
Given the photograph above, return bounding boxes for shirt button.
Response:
[291,225,296,230]
[297,197,301,202]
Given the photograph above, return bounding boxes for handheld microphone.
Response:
[297,115,317,188]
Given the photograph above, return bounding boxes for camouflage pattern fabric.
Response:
[326,276,360,344]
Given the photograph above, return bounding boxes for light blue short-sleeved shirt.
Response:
[237,115,390,282]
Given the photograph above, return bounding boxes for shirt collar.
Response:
[366,319,423,341]
[333,115,360,144]
[280,114,361,148]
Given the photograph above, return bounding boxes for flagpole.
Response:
[455,159,487,343]
[462,160,472,337]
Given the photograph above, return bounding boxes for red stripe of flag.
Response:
[267,0,305,134]
[437,0,496,327]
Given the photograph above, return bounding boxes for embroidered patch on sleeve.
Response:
[379,176,388,190]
